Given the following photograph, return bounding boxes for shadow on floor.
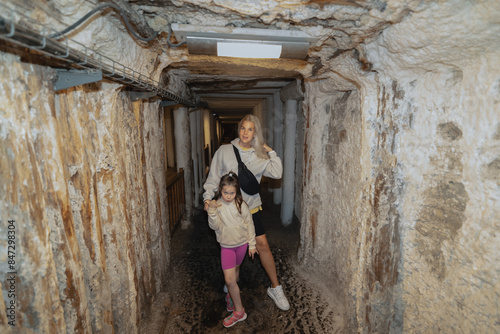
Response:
[139,190,345,333]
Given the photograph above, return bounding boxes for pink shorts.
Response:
[221,244,248,270]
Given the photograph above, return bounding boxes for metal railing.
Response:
[166,169,185,234]
[0,3,198,107]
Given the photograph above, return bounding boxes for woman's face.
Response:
[221,185,236,203]
[239,120,256,148]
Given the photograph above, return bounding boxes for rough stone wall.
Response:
[351,78,405,333]
[398,61,499,332]
[0,1,174,332]
[0,53,170,333]
[361,1,500,332]
[294,102,305,220]
[299,1,500,333]
[299,74,362,307]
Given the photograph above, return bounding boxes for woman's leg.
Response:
[255,234,280,288]
[224,267,243,312]
[252,214,289,310]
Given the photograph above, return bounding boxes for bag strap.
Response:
[233,145,243,165]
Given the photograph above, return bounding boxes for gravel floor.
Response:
[139,191,345,333]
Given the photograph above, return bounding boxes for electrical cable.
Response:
[49,3,158,42]
[166,24,186,47]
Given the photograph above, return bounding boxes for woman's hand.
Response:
[204,200,220,211]
[248,247,259,259]
[263,143,273,153]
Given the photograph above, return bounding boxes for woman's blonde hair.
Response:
[238,114,269,160]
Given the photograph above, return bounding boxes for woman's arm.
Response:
[207,200,222,230]
[262,150,283,179]
[243,204,257,250]
[203,148,224,209]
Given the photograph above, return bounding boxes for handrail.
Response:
[166,170,185,234]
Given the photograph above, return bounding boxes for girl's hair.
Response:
[213,172,244,214]
[238,114,269,160]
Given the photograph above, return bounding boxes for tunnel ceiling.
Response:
[127,0,419,117]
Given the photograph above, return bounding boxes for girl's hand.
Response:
[248,248,258,259]
[263,143,273,152]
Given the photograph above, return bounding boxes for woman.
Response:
[203,114,290,311]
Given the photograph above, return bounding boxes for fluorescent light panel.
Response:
[217,42,282,58]
[171,24,316,59]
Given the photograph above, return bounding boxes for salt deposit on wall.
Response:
[0,2,171,332]
[297,0,499,332]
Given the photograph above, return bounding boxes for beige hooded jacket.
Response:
[207,199,256,250]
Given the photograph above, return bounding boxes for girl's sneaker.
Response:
[223,309,247,328]
[225,293,235,312]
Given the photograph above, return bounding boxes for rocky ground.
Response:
[139,190,345,333]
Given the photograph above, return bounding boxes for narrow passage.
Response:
[140,187,344,333]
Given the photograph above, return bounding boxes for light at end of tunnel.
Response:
[217,42,282,58]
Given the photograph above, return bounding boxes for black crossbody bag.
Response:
[232,145,260,195]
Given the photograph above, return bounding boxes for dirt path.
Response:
[140,192,345,333]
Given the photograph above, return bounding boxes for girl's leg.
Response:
[235,264,240,284]
[256,234,280,288]
[221,244,247,313]
[223,268,243,312]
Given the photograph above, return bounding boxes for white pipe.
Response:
[273,91,284,205]
[190,110,200,208]
[266,97,274,193]
[266,97,274,147]
[281,99,297,226]
[174,107,189,171]
[165,110,175,168]
[196,110,204,205]
[174,106,193,218]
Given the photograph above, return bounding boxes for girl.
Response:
[206,172,258,328]
[203,114,290,311]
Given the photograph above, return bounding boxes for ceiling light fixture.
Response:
[171,24,315,60]
[218,41,282,58]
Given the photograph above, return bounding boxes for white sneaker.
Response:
[267,285,290,311]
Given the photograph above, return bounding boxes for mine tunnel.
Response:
[0,0,499,333]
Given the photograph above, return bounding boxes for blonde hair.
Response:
[238,114,269,160]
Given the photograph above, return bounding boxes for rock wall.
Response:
[396,57,499,332]
[0,51,170,333]
[299,1,500,332]
[363,1,500,332]
[299,71,362,307]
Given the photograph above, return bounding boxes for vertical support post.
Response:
[281,99,297,226]
[273,91,284,205]
[189,110,200,208]
[196,110,204,205]
[173,106,193,220]
[266,97,274,147]
[165,109,175,168]
[266,97,274,193]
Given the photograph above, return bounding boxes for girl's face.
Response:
[239,121,256,148]
[221,185,237,203]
